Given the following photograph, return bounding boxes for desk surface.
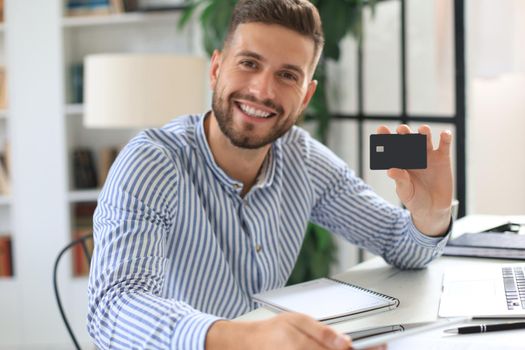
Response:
[237,215,525,349]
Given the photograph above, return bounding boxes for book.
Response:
[0,66,7,109]
[253,277,399,324]
[2,141,10,175]
[443,222,525,260]
[0,154,9,195]
[71,203,96,276]
[72,228,93,276]
[0,235,13,277]
[66,0,112,17]
[97,147,119,187]
[74,202,97,227]
[72,148,98,189]
[138,0,186,11]
[110,0,124,13]
[122,0,139,12]
[70,63,84,104]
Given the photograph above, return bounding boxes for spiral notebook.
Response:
[253,277,399,324]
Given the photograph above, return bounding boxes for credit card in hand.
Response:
[370,134,427,170]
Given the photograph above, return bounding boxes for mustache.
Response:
[230,92,284,115]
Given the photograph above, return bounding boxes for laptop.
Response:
[439,263,525,318]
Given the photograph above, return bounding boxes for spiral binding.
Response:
[327,277,400,307]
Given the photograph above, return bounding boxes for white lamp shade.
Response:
[84,54,207,128]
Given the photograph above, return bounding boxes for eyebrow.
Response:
[235,50,306,78]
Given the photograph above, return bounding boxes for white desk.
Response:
[237,215,525,349]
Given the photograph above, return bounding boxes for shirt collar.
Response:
[194,112,279,194]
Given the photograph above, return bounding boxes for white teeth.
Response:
[239,103,272,118]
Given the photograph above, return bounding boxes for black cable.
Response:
[52,234,93,350]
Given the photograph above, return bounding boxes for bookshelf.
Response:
[64,103,83,115]
[62,7,194,196]
[68,188,100,203]
[0,0,201,347]
[61,10,184,28]
[0,0,10,285]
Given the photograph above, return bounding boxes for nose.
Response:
[248,70,276,101]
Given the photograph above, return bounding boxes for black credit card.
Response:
[370,134,427,170]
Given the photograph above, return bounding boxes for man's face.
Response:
[209,22,317,149]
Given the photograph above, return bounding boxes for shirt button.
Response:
[233,184,241,190]
[255,244,262,253]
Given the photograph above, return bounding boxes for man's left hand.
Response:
[376,124,453,237]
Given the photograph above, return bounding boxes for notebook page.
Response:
[255,278,391,320]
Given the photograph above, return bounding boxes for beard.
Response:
[211,89,295,149]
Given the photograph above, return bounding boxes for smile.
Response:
[237,102,276,119]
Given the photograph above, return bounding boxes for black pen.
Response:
[444,321,525,334]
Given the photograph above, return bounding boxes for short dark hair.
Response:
[225,0,324,66]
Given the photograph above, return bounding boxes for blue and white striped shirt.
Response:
[87,113,449,349]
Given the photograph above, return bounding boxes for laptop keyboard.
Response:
[503,266,525,310]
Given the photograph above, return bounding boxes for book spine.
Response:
[110,0,124,13]
[0,154,10,195]
[97,147,119,188]
[0,236,13,277]
[66,0,112,16]
[70,63,84,104]
[0,66,7,109]
[72,148,98,189]
[72,228,93,276]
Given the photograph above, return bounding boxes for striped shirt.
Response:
[87,113,449,349]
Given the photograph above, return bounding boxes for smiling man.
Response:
[87,1,454,349]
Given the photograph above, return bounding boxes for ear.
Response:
[301,79,318,110]
[209,49,222,90]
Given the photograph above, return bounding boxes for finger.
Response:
[295,334,338,350]
[286,314,352,350]
[387,168,414,202]
[376,125,391,134]
[396,124,411,134]
[417,124,434,151]
[438,129,453,155]
[387,168,410,183]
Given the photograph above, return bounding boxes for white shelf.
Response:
[68,189,100,203]
[62,11,183,28]
[0,196,10,206]
[65,103,83,115]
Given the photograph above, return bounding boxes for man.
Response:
[87,0,453,349]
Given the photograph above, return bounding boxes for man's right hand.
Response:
[206,313,352,350]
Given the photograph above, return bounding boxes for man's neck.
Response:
[204,113,270,196]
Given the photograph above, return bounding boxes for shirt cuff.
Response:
[172,312,224,350]
[407,215,453,251]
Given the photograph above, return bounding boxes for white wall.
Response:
[466,0,525,214]
[5,0,70,348]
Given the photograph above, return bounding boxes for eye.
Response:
[279,71,299,82]
[240,60,258,69]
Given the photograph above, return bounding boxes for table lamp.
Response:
[84,54,207,129]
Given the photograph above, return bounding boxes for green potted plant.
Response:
[179,0,376,284]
